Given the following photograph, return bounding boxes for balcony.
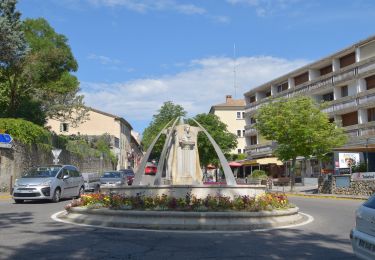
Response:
[244,128,257,136]
[245,57,375,113]
[321,96,357,114]
[245,142,274,158]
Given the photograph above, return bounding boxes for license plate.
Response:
[359,239,375,252]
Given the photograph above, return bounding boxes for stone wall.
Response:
[0,142,113,192]
[318,175,375,196]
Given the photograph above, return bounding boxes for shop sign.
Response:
[352,172,375,181]
[338,152,360,168]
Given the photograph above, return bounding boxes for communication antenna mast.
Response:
[233,43,238,97]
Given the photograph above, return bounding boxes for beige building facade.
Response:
[244,35,375,176]
[47,108,141,170]
[209,95,246,154]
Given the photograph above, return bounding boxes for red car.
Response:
[145,163,157,176]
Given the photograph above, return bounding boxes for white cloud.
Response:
[226,0,300,17]
[81,55,308,128]
[88,54,121,65]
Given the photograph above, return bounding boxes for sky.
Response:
[17,0,375,134]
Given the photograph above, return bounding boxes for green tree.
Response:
[142,101,186,157]
[189,113,238,167]
[255,96,347,190]
[0,6,87,125]
[0,0,28,68]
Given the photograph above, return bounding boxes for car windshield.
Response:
[102,172,122,178]
[363,195,375,209]
[22,166,62,178]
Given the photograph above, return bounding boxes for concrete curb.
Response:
[0,194,11,200]
[61,206,304,231]
[285,193,368,201]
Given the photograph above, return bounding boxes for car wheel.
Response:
[77,186,84,198]
[51,188,61,203]
[14,199,24,204]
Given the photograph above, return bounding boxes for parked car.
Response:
[81,172,101,192]
[100,171,127,187]
[12,165,84,203]
[119,169,135,185]
[145,163,157,176]
[351,194,375,260]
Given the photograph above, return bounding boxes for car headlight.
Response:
[40,180,52,186]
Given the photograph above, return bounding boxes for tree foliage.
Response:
[189,113,238,167]
[0,1,87,125]
[0,0,27,68]
[255,96,347,188]
[142,101,187,156]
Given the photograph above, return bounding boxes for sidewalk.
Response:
[269,184,369,200]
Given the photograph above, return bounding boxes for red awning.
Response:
[229,161,242,167]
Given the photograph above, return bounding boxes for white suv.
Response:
[351,194,375,260]
[12,165,84,203]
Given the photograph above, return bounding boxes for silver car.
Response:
[351,194,375,260]
[12,165,84,203]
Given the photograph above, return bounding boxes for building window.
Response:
[341,85,348,97]
[237,149,242,154]
[265,90,271,97]
[329,118,335,123]
[249,96,256,103]
[365,75,375,90]
[250,117,256,124]
[368,108,375,122]
[322,92,334,102]
[277,82,288,93]
[60,123,69,132]
[237,130,242,137]
[320,64,332,76]
[339,52,356,68]
[114,137,120,148]
[242,130,245,137]
[294,72,309,86]
[236,112,241,119]
[250,135,257,145]
[342,111,358,127]
[242,112,245,119]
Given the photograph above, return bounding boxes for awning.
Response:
[229,161,242,167]
[242,157,283,166]
[334,144,375,153]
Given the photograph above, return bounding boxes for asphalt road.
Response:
[0,196,364,260]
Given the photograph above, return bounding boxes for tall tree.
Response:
[189,113,238,167]
[0,0,27,68]
[255,96,347,190]
[0,4,87,125]
[142,101,187,157]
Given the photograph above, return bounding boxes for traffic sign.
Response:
[0,134,13,144]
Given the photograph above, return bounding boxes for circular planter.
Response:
[61,206,303,231]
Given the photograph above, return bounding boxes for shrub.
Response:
[251,170,268,179]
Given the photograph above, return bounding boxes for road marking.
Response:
[286,193,367,201]
[51,211,314,234]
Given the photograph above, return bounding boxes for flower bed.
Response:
[65,192,292,212]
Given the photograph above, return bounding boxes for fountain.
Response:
[60,118,304,230]
[103,117,265,198]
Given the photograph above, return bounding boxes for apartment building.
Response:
[209,95,246,155]
[47,108,142,170]
[244,35,375,177]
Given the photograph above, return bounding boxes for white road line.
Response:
[51,211,314,234]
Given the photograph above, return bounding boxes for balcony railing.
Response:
[244,128,257,136]
[245,56,375,111]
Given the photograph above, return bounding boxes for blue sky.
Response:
[18,0,375,134]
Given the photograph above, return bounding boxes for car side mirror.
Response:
[63,175,70,180]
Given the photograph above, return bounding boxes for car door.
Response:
[68,166,81,197]
[61,167,74,198]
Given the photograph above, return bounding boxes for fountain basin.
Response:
[100,184,266,199]
[62,206,302,231]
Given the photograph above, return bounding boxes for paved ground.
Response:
[0,195,364,259]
